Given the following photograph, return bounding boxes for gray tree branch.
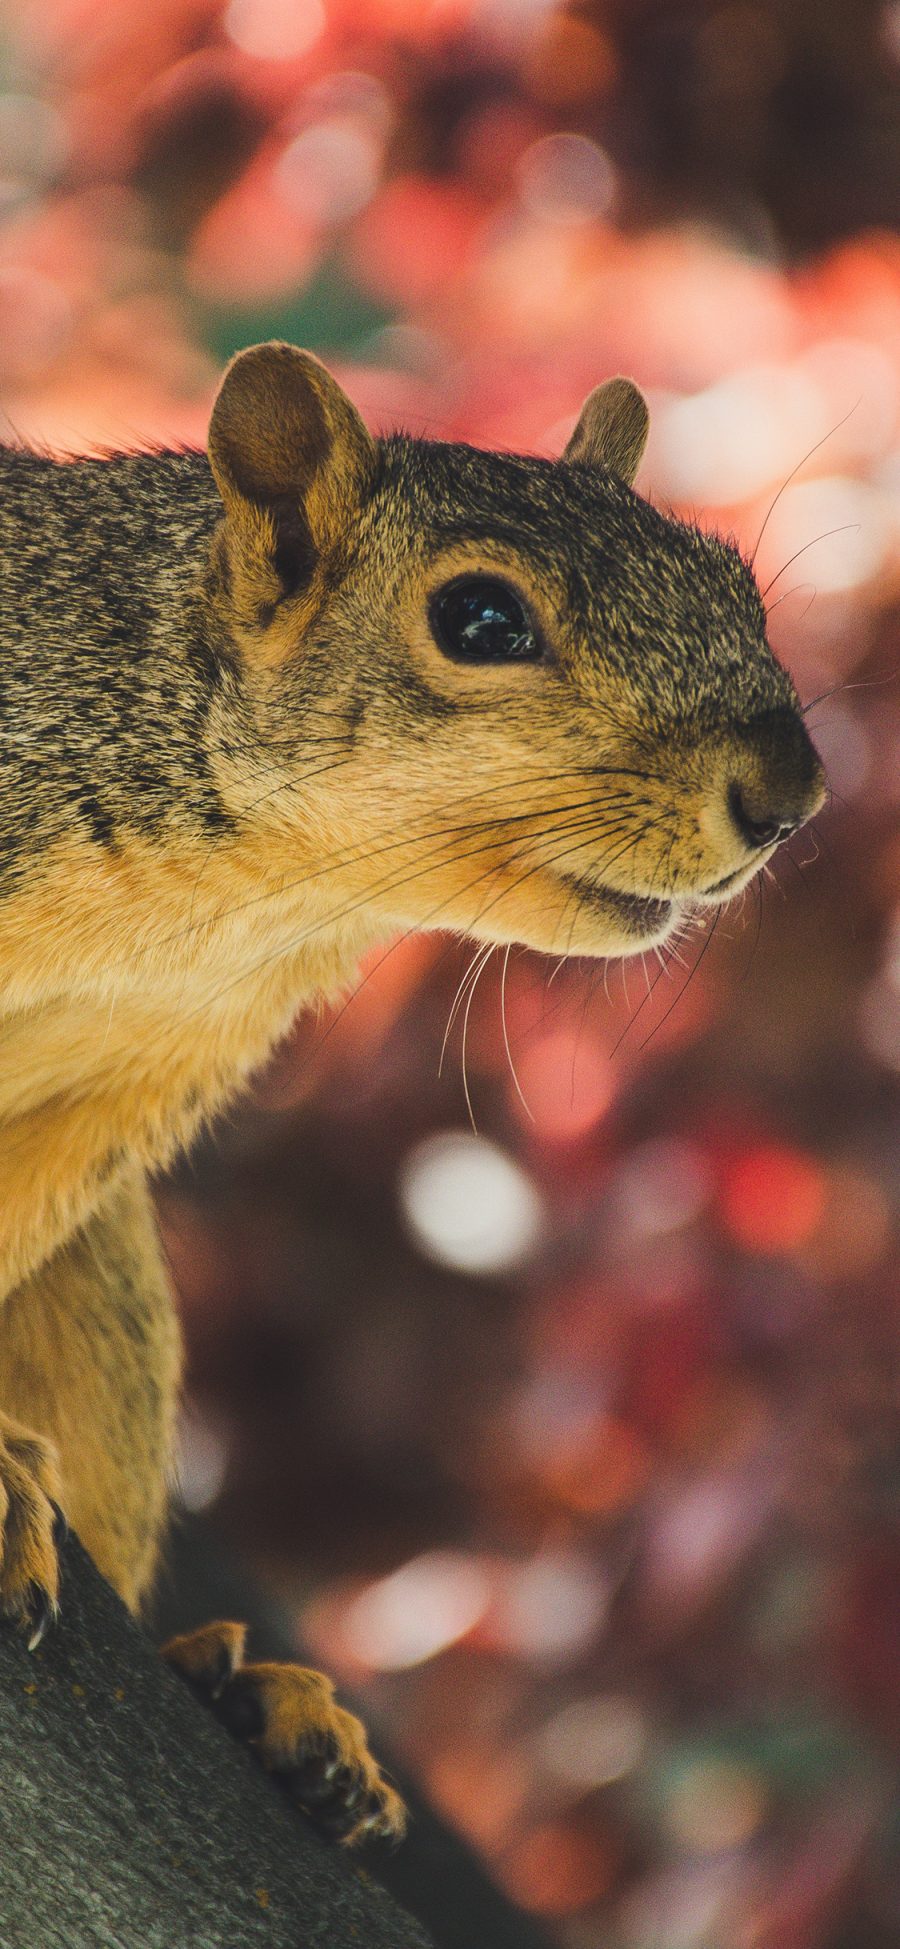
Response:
[0,1532,433,1949]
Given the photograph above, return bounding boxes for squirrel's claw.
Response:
[162,1620,407,1848]
[296,1759,404,1846]
[0,1416,64,1641]
[25,1581,57,1651]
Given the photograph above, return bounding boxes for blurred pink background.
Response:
[2,3,898,1943]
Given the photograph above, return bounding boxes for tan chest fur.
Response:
[0,831,383,1296]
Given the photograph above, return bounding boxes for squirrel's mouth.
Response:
[562,875,676,939]
[697,860,761,901]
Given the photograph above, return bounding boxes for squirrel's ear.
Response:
[208,341,376,623]
[564,377,649,486]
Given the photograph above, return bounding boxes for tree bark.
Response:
[0,1532,432,1949]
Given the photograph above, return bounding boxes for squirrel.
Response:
[0,340,824,1843]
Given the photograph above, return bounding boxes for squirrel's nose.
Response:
[726,709,825,853]
[727,781,800,850]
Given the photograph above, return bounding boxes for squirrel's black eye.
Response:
[428,575,542,664]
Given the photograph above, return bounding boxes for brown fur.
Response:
[162,1622,405,1843]
[0,342,824,1835]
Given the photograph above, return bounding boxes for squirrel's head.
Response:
[206,341,825,961]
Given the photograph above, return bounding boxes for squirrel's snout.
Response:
[727,780,801,850]
[725,709,825,855]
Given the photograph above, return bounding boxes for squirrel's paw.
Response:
[0,1414,65,1648]
[162,1620,406,1847]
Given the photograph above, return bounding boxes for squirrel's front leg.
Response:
[0,1411,65,1644]
[0,1164,181,1616]
[0,1163,405,1846]
[163,1622,406,1845]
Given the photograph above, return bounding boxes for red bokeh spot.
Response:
[541,1413,650,1517]
[721,1144,826,1254]
[189,155,320,302]
[498,1820,616,1915]
[513,1027,615,1143]
[350,174,486,305]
